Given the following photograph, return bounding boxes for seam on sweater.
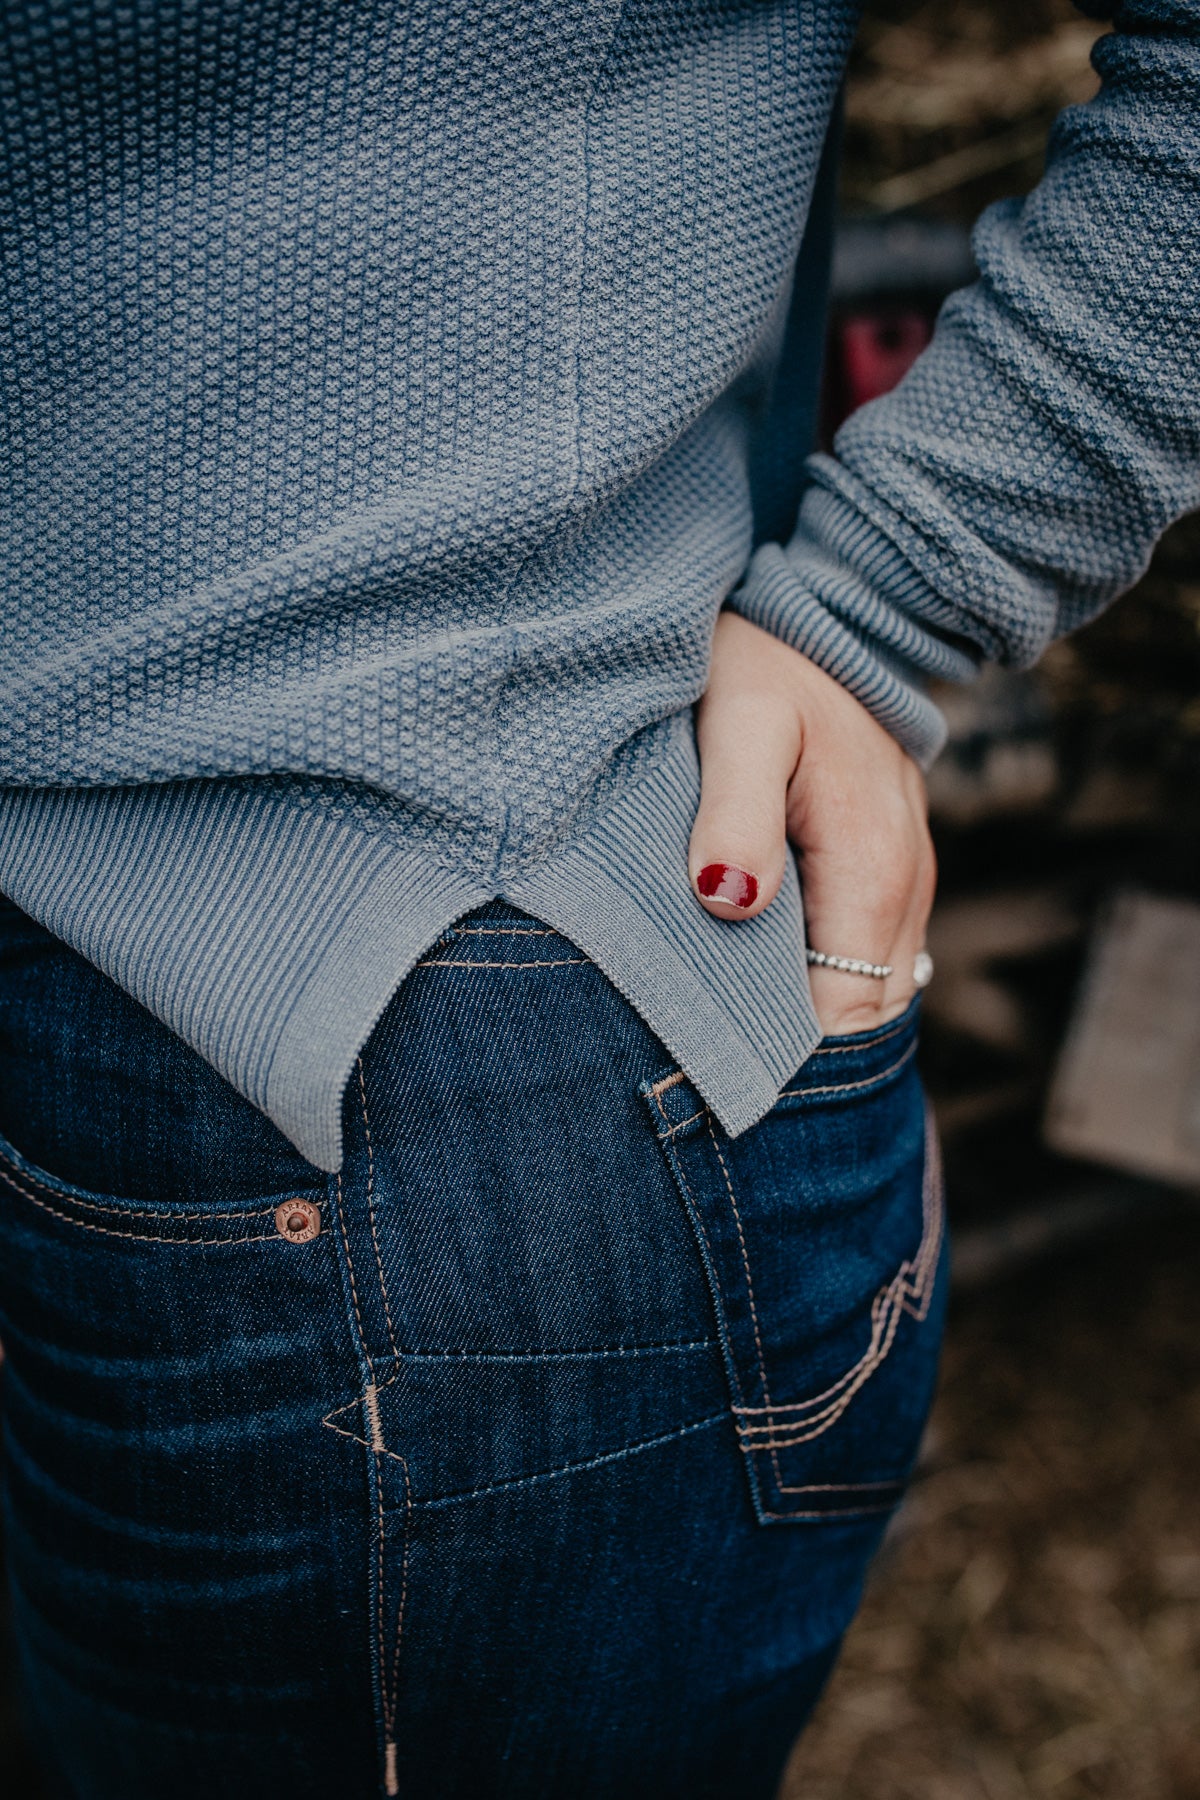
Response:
[570,0,635,499]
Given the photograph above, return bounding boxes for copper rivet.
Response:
[275,1198,321,1243]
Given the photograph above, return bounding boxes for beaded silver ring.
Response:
[805,947,935,988]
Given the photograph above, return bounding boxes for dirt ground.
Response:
[782,1213,1200,1800]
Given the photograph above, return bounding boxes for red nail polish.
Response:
[697,863,758,908]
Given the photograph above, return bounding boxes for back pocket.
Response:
[642,1001,946,1525]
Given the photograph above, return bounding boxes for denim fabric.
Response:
[0,897,947,1800]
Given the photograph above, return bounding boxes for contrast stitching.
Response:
[411,1409,727,1511]
[651,1088,747,1412]
[358,1061,399,1363]
[734,1109,944,1466]
[707,1113,774,1415]
[656,1107,706,1139]
[740,1229,940,1449]
[703,1107,794,1499]
[359,1380,411,1797]
[648,1069,686,1099]
[383,1340,716,1361]
[334,1171,377,1383]
[385,1449,412,1797]
[414,957,587,970]
[768,1478,905,1493]
[0,1158,277,1223]
[0,1165,280,1246]
[809,1016,913,1058]
[448,927,557,936]
[367,1381,389,1780]
[760,1501,896,1521]
[324,1397,728,1502]
[322,1409,370,1450]
[739,1112,942,1431]
[778,1036,918,1100]
[328,1176,404,1796]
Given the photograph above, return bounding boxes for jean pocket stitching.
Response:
[649,1085,748,1412]
[809,1013,916,1058]
[759,1499,899,1521]
[732,1105,944,1469]
[358,1058,400,1364]
[777,1035,918,1102]
[0,1152,280,1225]
[655,1106,706,1139]
[322,1388,727,1508]
[0,1162,284,1246]
[705,1109,776,1413]
[413,956,588,970]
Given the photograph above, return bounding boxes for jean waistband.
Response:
[419,900,586,968]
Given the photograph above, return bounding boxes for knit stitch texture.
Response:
[1,0,1197,1167]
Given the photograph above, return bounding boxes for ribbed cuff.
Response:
[729,484,986,770]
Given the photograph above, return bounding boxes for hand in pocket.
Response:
[689,612,936,1035]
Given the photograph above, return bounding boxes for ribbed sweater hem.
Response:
[0,719,819,1170]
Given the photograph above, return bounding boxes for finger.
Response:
[803,873,911,1034]
[791,767,935,1035]
[688,682,800,922]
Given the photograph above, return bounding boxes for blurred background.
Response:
[783,1,1200,1795]
[3,1,1199,1794]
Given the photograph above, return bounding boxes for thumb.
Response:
[688,684,800,921]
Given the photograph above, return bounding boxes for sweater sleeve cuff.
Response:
[728,483,987,770]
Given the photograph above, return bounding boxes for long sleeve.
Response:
[731,0,1200,766]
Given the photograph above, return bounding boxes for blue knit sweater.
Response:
[1,1,1197,1169]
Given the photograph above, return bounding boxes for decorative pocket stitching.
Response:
[732,1106,944,1463]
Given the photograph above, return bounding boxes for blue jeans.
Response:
[0,896,947,1799]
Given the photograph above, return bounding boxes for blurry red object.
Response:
[836,307,933,415]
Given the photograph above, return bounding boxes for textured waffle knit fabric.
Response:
[1,1,1198,1170]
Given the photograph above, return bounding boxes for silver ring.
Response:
[805,947,935,988]
[805,949,892,980]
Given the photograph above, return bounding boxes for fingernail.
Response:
[697,863,758,908]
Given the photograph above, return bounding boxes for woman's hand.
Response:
[689,612,936,1036]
